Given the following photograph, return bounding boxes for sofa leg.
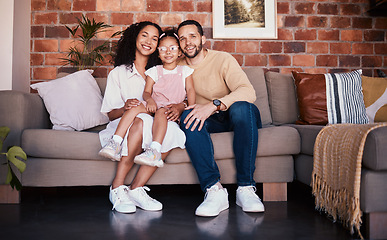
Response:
[262,182,287,202]
[0,185,20,204]
[366,212,387,239]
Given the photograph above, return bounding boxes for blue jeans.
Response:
[180,101,262,192]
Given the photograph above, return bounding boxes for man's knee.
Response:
[229,101,258,122]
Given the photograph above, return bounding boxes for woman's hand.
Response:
[124,98,141,110]
[165,102,185,122]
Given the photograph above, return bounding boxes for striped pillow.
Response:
[325,70,369,124]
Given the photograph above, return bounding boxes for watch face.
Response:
[213,99,221,106]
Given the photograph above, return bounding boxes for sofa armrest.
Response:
[0,90,50,148]
[363,126,387,171]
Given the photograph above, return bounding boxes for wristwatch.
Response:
[213,99,221,111]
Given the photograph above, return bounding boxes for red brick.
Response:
[172,1,194,11]
[277,2,289,14]
[295,3,315,14]
[307,16,327,28]
[136,13,160,24]
[31,0,46,11]
[245,55,267,66]
[352,43,373,54]
[30,54,44,66]
[316,55,338,67]
[236,41,259,53]
[213,41,236,52]
[73,0,96,11]
[197,1,212,12]
[330,43,351,54]
[284,42,305,53]
[305,68,328,74]
[284,16,305,27]
[375,18,387,29]
[293,55,315,67]
[330,17,351,28]
[34,13,58,24]
[352,17,372,29]
[96,0,120,11]
[318,30,339,41]
[45,53,67,65]
[186,14,209,27]
[112,13,134,25]
[97,26,121,39]
[295,29,317,40]
[375,43,387,54]
[339,56,360,67]
[261,42,283,53]
[33,67,57,80]
[307,42,329,54]
[161,13,184,26]
[317,3,339,15]
[362,56,383,68]
[59,13,83,25]
[277,29,293,40]
[340,4,361,15]
[31,26,44,38]
[47,0,71,10]
[34,39,59,52]
[232,54,243,66]
[269,55,291,66]
[341,30,362,41]
[122,0,145,11]
[147,0,170,12]
[46,26,69,38]
[85,13,109,24]
[364,30,385,41]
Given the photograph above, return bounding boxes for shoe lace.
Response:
[239,186,260,200]
[144,148,161,161]
[138,186,158,203]
[112,186,130,210]
[204,185,220,200]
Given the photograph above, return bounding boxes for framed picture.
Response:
[213,0,277,39]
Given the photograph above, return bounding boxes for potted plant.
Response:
[61,14,122,70]
[0,126,27,192]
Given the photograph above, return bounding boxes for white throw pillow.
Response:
[31,70,109,131]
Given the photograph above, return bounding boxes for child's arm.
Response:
[185,75,196,106]
[143,75,157,113]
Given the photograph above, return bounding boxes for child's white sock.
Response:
[150,141,161,153]
[112,135,123,145]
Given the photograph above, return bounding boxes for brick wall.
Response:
[30,0,387,85]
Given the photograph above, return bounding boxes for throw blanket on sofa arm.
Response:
[312,123,387,239]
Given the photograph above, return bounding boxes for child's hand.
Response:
[146,99,157,113]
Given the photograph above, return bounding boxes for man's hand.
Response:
[184,103,217,131]
[165,103,185,122]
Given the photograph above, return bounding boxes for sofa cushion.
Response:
[243,68,272,126]
[362,126,387,171]
[362,75,387,123]
[289,124,324,156]
[265,71,298,125]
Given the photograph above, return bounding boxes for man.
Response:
[177,20,264,217]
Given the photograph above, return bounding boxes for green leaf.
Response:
[9,167,22,191]
[7,146,27,173]
[0,126,10,151]
[5,164,12,184]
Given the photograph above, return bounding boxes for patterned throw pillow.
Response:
[292,70,369,125]
[362,76,387,123]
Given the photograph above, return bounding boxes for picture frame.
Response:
[213,0,277,39]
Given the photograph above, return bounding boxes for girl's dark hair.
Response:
[159,28,179,44]
[114,21,162,70]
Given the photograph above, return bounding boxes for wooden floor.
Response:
[0,183,364,240]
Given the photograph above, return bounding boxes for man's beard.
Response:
[183,42,203,59]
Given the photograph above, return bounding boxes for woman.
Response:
[99,22,186,213]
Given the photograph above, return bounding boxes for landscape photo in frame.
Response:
[213,0,277,39]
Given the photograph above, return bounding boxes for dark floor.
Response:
[0,182,365,240]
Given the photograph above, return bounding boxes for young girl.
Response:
[99,29,195,168]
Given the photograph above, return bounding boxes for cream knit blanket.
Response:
[312,123,387,239]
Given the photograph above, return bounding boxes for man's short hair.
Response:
[177,20,204,36]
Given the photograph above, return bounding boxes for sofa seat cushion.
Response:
[22,129,104,161]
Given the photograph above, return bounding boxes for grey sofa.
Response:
[0,67,386,238]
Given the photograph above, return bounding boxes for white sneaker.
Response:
[195,185,229,217]
[128,186,163,211]
[109,185,136,213]
[134,148,163,167]
[236,186,265,212]
[99,139,122,161]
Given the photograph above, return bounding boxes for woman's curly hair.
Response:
[114,21,162,71]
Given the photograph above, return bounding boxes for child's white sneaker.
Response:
[134,148,163,167]
[109,185,136,213]
[99,138,122,161]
